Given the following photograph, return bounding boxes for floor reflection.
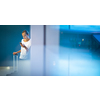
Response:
[0,46,100,76]
[46,46,100,76]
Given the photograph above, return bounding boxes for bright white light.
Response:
[53,61,56,66]
[7,66,10,70]
[82,39,84,41]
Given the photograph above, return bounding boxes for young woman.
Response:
[12,30,31,76]
[13,30,31,60]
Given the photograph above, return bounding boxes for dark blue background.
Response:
[0,25,30,66]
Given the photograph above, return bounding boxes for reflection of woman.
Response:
[13,30,31,60]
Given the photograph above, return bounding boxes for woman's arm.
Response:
[16,50,21,53]
[23,46,28,51]
[13,50,21,55]
[20,43,28,51]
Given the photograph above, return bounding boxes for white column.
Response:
[45,25,60,75]
[30,25,44,76]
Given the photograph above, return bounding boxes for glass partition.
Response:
[45,25,100,76]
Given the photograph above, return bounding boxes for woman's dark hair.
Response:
[22,30,29,35]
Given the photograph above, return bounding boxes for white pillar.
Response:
[45,25,60,75]
[30,25,44,76]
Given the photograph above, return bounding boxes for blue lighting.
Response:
[60,25,100,32]
[71,25,100,32]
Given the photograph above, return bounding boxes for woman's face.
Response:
[22,32,29,39]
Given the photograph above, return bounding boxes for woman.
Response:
[13,30,31,60]
[13,30,31,76]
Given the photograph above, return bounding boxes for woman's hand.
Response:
[20,42,25,47]
[13,52,18,55]
[20,43,28,51]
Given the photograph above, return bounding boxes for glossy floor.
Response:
[0,46,100,76]
[45,46,100,76]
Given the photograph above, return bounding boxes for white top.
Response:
[19,39,31,59]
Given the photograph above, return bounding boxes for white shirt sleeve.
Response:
[21,39,23,43]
